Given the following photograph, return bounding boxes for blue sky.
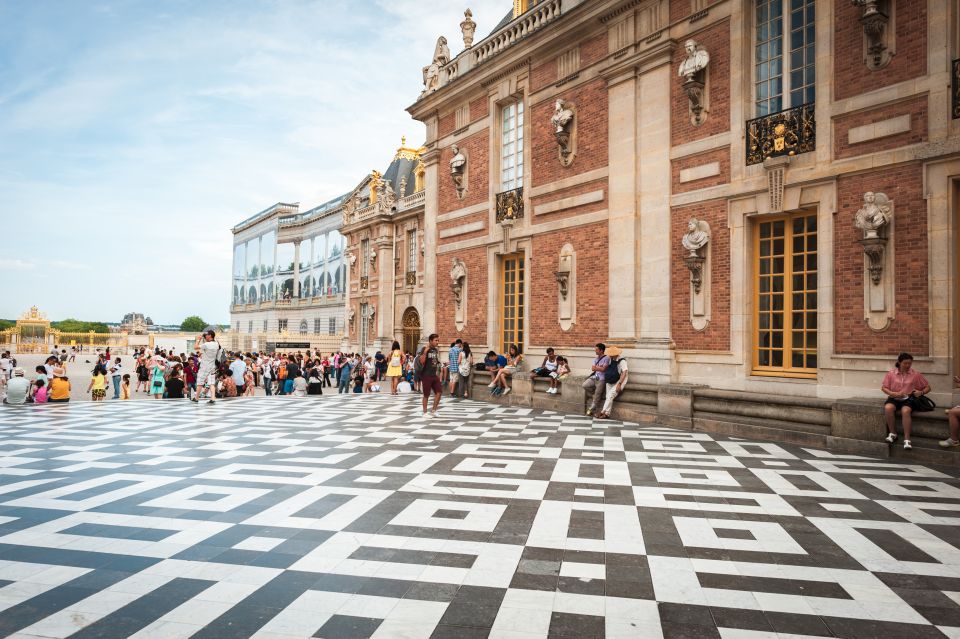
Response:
[0,0,507,325]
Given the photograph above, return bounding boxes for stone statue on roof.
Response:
[422,36,450,95]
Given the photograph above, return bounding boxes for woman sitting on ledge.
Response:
[489,344,523,397]
[940,376,960,449]
[881,352,931,451]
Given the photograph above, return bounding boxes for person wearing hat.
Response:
[597,346,629,420]
[48,367,71,402]
[2,368,30,405]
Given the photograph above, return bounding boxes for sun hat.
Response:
[12,368,24,376]
[606,346,623,358]
[52,367,66,377]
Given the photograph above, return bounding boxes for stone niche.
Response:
[853,191,895,331]
[556,243,576,331]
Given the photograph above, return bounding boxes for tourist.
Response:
[262,355,274,396]
[489,344,523,396]
[532,348,560,394]
[353,360,365,393]
[292,372,308,397]
[307,368,324,395]
[881,352,931,450]
[597,346,628,419]
[583,343,610,417]
[284,356,300,395]
[192,329,220,404]
[33,366,48,399]
[33,379,48,404]
[457,342,473,398]
[43,355,58,378]
[136,355,149,393]
[165,368,186,399]
[184,358,198,397]
[109,357,123,400]
[243,364,255,397]
[939,376,960,448]
[68,347,76,362]
[48,368,70,403]
[322,355,332,387]
[553,356,571,388]
[88,365,108,402]
[338,355,353,394]
[416,333,442,417]
[121,374,131,400]
[386,341,404,395]
[218,371,238,397]
[0,352,12,382]
[150,357,166,399]
[230,355,247,396]
[482,350,505,372]
[448,339,462,396]
[3,369,30,405]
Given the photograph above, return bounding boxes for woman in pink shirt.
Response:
[881,352,931,450]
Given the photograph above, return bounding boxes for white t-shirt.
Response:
[607,359,629,386]
[292,377,308,397]
[397,380,412,393]
[4,377,30,404]
[109,362,122,377]
[230,360,247,386]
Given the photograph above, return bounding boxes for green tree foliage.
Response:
[0,319,14,330]
[180,316,207,332]
[51,319,110,333]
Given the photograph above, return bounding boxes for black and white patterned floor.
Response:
[0,394,958,638]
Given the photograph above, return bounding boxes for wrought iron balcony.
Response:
[405,271,417,286]
[746,103,816,166]
[496,187,524,223]
[359,276,369,290]
[953,59,960,120]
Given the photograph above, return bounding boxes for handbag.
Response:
[913,394,936,412]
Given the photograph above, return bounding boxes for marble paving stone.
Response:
[0,394,956,638]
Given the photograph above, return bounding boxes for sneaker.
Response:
[938,438,959,448]
[502,387,511,396]
[430,410,438,418]
[903,440,912,450]
[207,399,215,404]
[884,433,897,444]
[423,411,432,419]
[586,409,594,417]
[487,382,496,389]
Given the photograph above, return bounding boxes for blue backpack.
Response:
[603,357,621,385]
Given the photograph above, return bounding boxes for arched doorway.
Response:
[401,307,421,355]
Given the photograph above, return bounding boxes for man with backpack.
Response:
[596,346,628,419]
[582,343,610,417]
[415,333,442,418]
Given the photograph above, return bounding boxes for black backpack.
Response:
[413,347,425,381]
[603,357,621,385]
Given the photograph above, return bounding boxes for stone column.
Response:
[635,44,676,382]
[292,241,301,298]
[604,67,639,342]
[376,229,395,351]
[421,146,440,342]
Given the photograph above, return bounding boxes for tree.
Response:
[51,319,110,333]
[180,316,207,332]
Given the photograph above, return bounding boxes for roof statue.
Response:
[421,36,450,96]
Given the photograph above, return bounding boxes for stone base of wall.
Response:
[461,370,958,467]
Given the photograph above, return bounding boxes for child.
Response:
[33,379,48,404]
[121,374,131,400]
[353,366,364,393]
[550,356,571,395]
[87,365,107,402]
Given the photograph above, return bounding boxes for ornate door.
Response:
[402,307,420,355]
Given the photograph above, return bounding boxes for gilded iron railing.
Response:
[495,186,524,223]
[405,271,417,286]
[746,102,815,166]
[952,59,960,120]
[359,276,369,290]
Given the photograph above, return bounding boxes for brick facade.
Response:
[833,94,928,159]
[671,147,730,194]
[532,78,609,187]
[834,163,928,356]
[833,0,927,101]
[531,179,608,224]
[670,200,730,351]
[437,211,488,246]
[435,246,488,344]
[530,222,609,348]
[439,129,489,215]
[671,18,730,146]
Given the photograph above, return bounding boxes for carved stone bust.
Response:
[854,191,892,238]
[678,39,710,81]
[450,144,466,196]
[681,218,710,256]
[551,99,574,134]
[450,257,467,307]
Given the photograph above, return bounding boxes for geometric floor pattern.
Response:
[0,395,959,639]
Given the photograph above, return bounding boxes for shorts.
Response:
[421,375,442,397]
[885,396,920,411]
[448,371,460,383]
[92,389,105,400]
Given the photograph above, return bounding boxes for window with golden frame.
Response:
[500,255,525,354]
[753,212,818,377]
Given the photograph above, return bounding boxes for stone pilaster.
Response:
[421,144,440,345]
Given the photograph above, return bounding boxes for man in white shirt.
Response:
[0,353,11,380]
[3,369,30,405]
[261,356,274,396]
[229,356,247,395]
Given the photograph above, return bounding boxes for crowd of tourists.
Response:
[1,340,959,448]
